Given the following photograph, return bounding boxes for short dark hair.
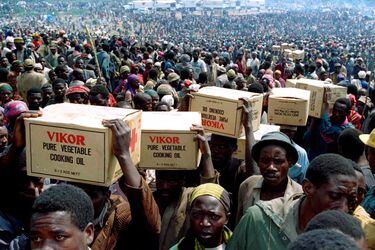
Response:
[89,85,109,99]
[347,84,358,96]
[0,68,9,82]
[133,93,151,109]
[155,101,171,111]
[248,83,264,93]
[305,210,364,240]
[337,128,364,162]
[210,134,237,150]
[52,78,66,87]
[335,98,351,114]
[288,229,360,250]
[305,154,356,187]
[27,87,43,97]
[32,184,94,231]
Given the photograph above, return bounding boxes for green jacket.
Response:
[227,194,304,250]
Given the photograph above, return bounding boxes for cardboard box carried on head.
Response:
[233,124,280,160]
[25,103,142,187]
[268,88,310,126]
[140,112,202,170]
[294,79,347,118]
[189,86,263,138]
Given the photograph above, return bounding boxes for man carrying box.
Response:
[304,90,354,160]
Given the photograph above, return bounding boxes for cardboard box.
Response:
[283,49,293,58]
[233,124,280,160]
[281,43,289,50]
[295,79,347,118]
[285,79,298,88]
[272,45,281,52]
[292,50,305,60]
[25,103,142,186]
[140,112,201,170]
[189,86,263,138]
[268,88,310,126]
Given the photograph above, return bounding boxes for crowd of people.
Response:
[0,5,375,250]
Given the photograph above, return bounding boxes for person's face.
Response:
[58,67,69,80]
[280,129,297,140]
[0,90,12,104]
[50,48,57,55]
[150,96,159,110]
[334,66,341,74]
[331,102,348,125]
[132,66,139,74]
[316,62,322,68]
[0,127,8,150]
[40,58,46,67]
[10,53,17,62]
[141,96,153,111]
[49,71,57,82]
[130,79,140,89]
[193,52,199,61]
[53,83,67,98]
[190,196,228,248]
[58,57,66,66]
[30,211,94,250]
[258,145,291,187]
[156,171,184,201]
[304,174,358,214]
[27,93,43,110]
[1,57,9,67]
[89,94,108,106]
[42,87,53,102]
[35,67,43,74]
[6,42,12,49]
[75,59,84,69]
[68,93,88,104]
[209,137,236,166]
[15,42,24,50]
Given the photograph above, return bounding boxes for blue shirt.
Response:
[288,142,309,184]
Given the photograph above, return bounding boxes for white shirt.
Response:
[206,243,226,250]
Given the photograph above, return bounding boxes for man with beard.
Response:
[304,96,354,160]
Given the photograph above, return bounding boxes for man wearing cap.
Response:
[359,130,375,189]
[330,63,344,84]
[228,153,358,250]
[13,37,31,62]
[45,44,59,69]
[16,59,47,101]
[236,131,302,223]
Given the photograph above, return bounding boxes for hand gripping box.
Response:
[233,124,280,160]
[189,86,263,138]
[25,103,142,186]
[268,88,310,126]
[140,112,201,170]
[295,79,347,118]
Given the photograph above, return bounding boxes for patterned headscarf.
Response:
[189,183,230,213]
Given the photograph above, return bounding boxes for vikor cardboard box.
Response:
[285,79,298,88]
[25,103,142,186]
[189,86,263,138]
[281,43,289,50]
[295,79,347,118]
[233,124,280,160]
[283,49,293,58]
[268,88,310,126]
[140,112,201,170]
